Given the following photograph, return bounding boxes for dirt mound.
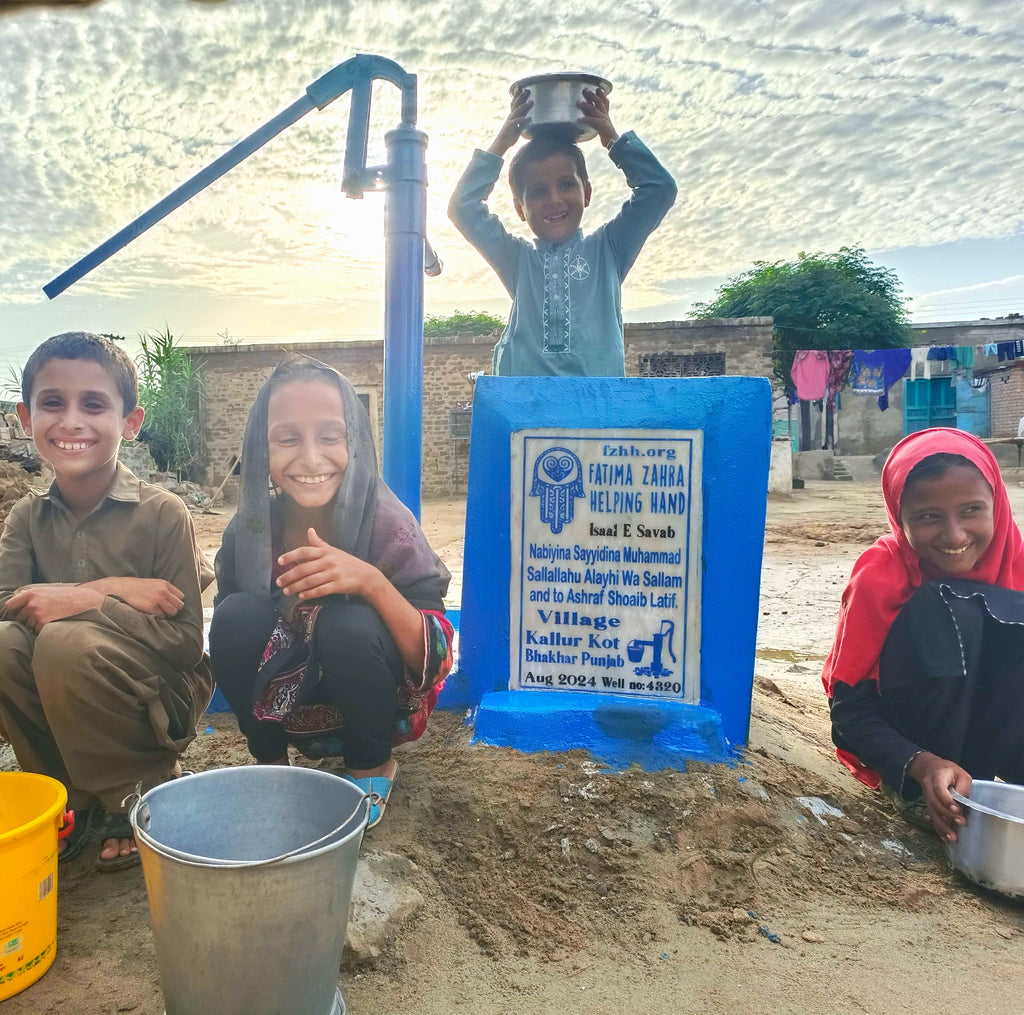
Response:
[0,459,43,528]
[175,710,962,961]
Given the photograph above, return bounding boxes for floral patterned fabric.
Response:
[250,602,454,756]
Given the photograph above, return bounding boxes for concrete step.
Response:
[829,457,854,481]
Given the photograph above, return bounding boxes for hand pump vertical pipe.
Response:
[383,121,427,518]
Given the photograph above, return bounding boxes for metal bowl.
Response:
[510,72,612,142]
[946,780,1024,898]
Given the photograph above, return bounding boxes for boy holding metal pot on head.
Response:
[448,82,676,377]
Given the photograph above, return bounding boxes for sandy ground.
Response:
[5,478,1024,1015]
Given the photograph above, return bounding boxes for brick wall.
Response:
[989,363,1024,437]
[187,316,775,500]
[421,334,494,496]
[625,318,775,380]
[187,342,385,500]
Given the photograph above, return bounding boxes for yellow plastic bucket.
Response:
[0,772,68,1001]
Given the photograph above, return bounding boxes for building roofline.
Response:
[183,317,775,356]
[184,338,384,356]
[625,317,773,330]
[910,318,1024,329]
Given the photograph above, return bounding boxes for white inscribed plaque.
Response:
[510,429,703,702]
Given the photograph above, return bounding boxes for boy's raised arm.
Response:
[600,130,677,279]
[576,86,619,150]
[448,95,532,292]
[448,154,521,294]
[487,89,533,157]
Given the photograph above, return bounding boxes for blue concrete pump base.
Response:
[472,690,734,772]
[445,375,771,771]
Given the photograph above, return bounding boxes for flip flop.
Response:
[883,784,933,833]
[897,796,933,833]
[57,806,95,865]
[92,807,141,873]
[343,761,398,830]
[92,764,188,872]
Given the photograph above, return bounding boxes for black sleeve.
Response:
[830,680,921,794]
[213,518,238,609]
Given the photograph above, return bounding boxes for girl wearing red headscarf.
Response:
[823,428,1024,842]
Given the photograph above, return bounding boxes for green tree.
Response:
[422,310,504,337]
[135,327,204,480]
[692,246,911,387]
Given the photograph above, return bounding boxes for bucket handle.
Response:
[125,784,378,869]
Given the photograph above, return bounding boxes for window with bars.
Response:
[636,352,726,377]
[448,408,472,440]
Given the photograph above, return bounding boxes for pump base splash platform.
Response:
[472,691,732,771]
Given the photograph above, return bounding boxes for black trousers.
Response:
[209,592,403,769]
[831,580,1024,794]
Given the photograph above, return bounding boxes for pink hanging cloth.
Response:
[789,350,829,401]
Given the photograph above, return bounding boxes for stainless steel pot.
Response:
[946,780,1024,898]
[510,72,613,142]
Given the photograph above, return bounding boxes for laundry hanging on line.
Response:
[847,349,911,410]
[847,351,885,395]
[910,347,931,380]
[789,349,830,401]
[791,339,1018,409]
[956,345,974,380]
[825,350,853,408]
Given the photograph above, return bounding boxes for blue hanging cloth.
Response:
[848,348,912,409]
[876,348,911,410]
[848,351,886,395]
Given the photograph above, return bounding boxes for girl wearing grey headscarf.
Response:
[209,356,453,826]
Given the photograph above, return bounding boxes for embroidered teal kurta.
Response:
[449,132,677,377]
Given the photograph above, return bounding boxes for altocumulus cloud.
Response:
[0,0,1022,323]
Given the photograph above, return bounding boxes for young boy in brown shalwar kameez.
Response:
[0,333,212,871]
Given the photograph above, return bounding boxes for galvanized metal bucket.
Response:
[129,766,369,1015]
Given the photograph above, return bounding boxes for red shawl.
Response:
[821,428,1024,786]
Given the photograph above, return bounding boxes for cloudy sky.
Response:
[1,0,1022,371]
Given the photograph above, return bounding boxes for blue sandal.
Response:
[343,762,398,830]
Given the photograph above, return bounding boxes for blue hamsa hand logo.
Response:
[531,447,584,534]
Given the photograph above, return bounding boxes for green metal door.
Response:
[903,378,957,434]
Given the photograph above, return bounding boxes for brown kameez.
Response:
[0,463,213,812]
